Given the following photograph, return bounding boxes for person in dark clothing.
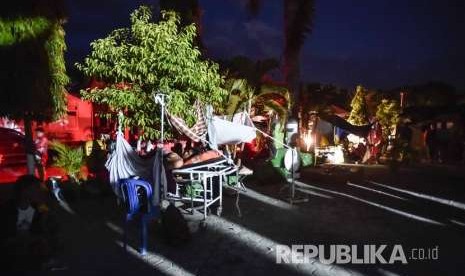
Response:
[425,123,437,162]
[436,121,449,163]
[0,175,61,271]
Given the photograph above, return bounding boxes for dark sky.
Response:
[65,0,465,90]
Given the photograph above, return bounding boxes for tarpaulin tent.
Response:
[320,114,372,137]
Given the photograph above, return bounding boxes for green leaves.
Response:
[77,6,226,139]
[223,78,290,125]
[348,85,369,126]
[50,141,84,181]
[376,99,400,139]
[0,15,68,121]
[45,22,68,119]
[0,17,50,45]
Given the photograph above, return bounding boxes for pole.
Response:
[154,93,167,144]
[253,124,305,204]
[160,94,165,144]
[290,148,295,203]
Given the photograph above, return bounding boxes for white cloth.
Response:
[105,132,165,205]
[17,206,35,231]
[232,112,255,127]
[208,116,256,148]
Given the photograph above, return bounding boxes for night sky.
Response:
[65,0,465,90]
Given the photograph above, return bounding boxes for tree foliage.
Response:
[77,6,226,139]
[224,78,290,125]
[222,56,279,89]
[282,0,314,75]
[404,81,457,107]
[376,99,400,139]
[0,1,68,121]
[221,56,289,122]
[166,0,315,116]
[50,141,85,182]
[348,85,369,126]
[159,0,204,50]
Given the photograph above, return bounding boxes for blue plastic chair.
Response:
[119,178,159,255]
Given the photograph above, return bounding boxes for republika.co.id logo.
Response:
[276,244,439,265]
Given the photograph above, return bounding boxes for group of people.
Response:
[424,121,464,163]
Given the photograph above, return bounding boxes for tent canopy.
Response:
[320,114,372,137]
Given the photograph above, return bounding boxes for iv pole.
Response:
[154,93,167,144]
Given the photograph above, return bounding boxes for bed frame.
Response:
[168,158,238,219]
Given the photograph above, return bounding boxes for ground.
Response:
[2,163,465,276]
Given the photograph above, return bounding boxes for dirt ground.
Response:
[1,163,465,275]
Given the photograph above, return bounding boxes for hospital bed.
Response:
[167,157,239,219]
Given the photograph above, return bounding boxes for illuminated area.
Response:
[332,145,345,164]
[315,146,345,164]
[302,130,313,152]
[346,134,366,145]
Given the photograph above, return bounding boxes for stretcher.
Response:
[167,157,239,219]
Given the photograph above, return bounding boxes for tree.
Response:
[375,99,400,139]
[0,1,69,174]
[221,56,288,116]
[224,78,290,122]
[165,0,315,114]
[222,56,279,89]
[159,0,203,49]
[76,7,226,139]
[282,0,315,112]
[404,81,457,107]
[245,0,314,113]
[348,85,369,126]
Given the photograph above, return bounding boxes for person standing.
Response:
[425,123,436,162]
[366,122,382,164]
[34,128,48,181]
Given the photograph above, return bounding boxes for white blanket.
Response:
[105,132,165,205]
[208,116,256,148]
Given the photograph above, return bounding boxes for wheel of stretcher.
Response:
[216,206,222,216]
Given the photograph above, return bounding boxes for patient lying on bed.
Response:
[184,150,221,165]
[165,149,221,169]
[164,148,223,194]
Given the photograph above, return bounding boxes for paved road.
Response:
[5,164,465,275]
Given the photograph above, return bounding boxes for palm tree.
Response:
[224,78,290,125]
[223,78,290,159]
[158,0,314,114]
[246,0,315,114]
[224,56,279,89]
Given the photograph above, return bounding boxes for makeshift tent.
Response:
[316,119,333,136]
[320,114,372,137]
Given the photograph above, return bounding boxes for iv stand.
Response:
[154,93,167,144]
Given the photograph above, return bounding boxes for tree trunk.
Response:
[283,0,302,117]
[24,116,36,175]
